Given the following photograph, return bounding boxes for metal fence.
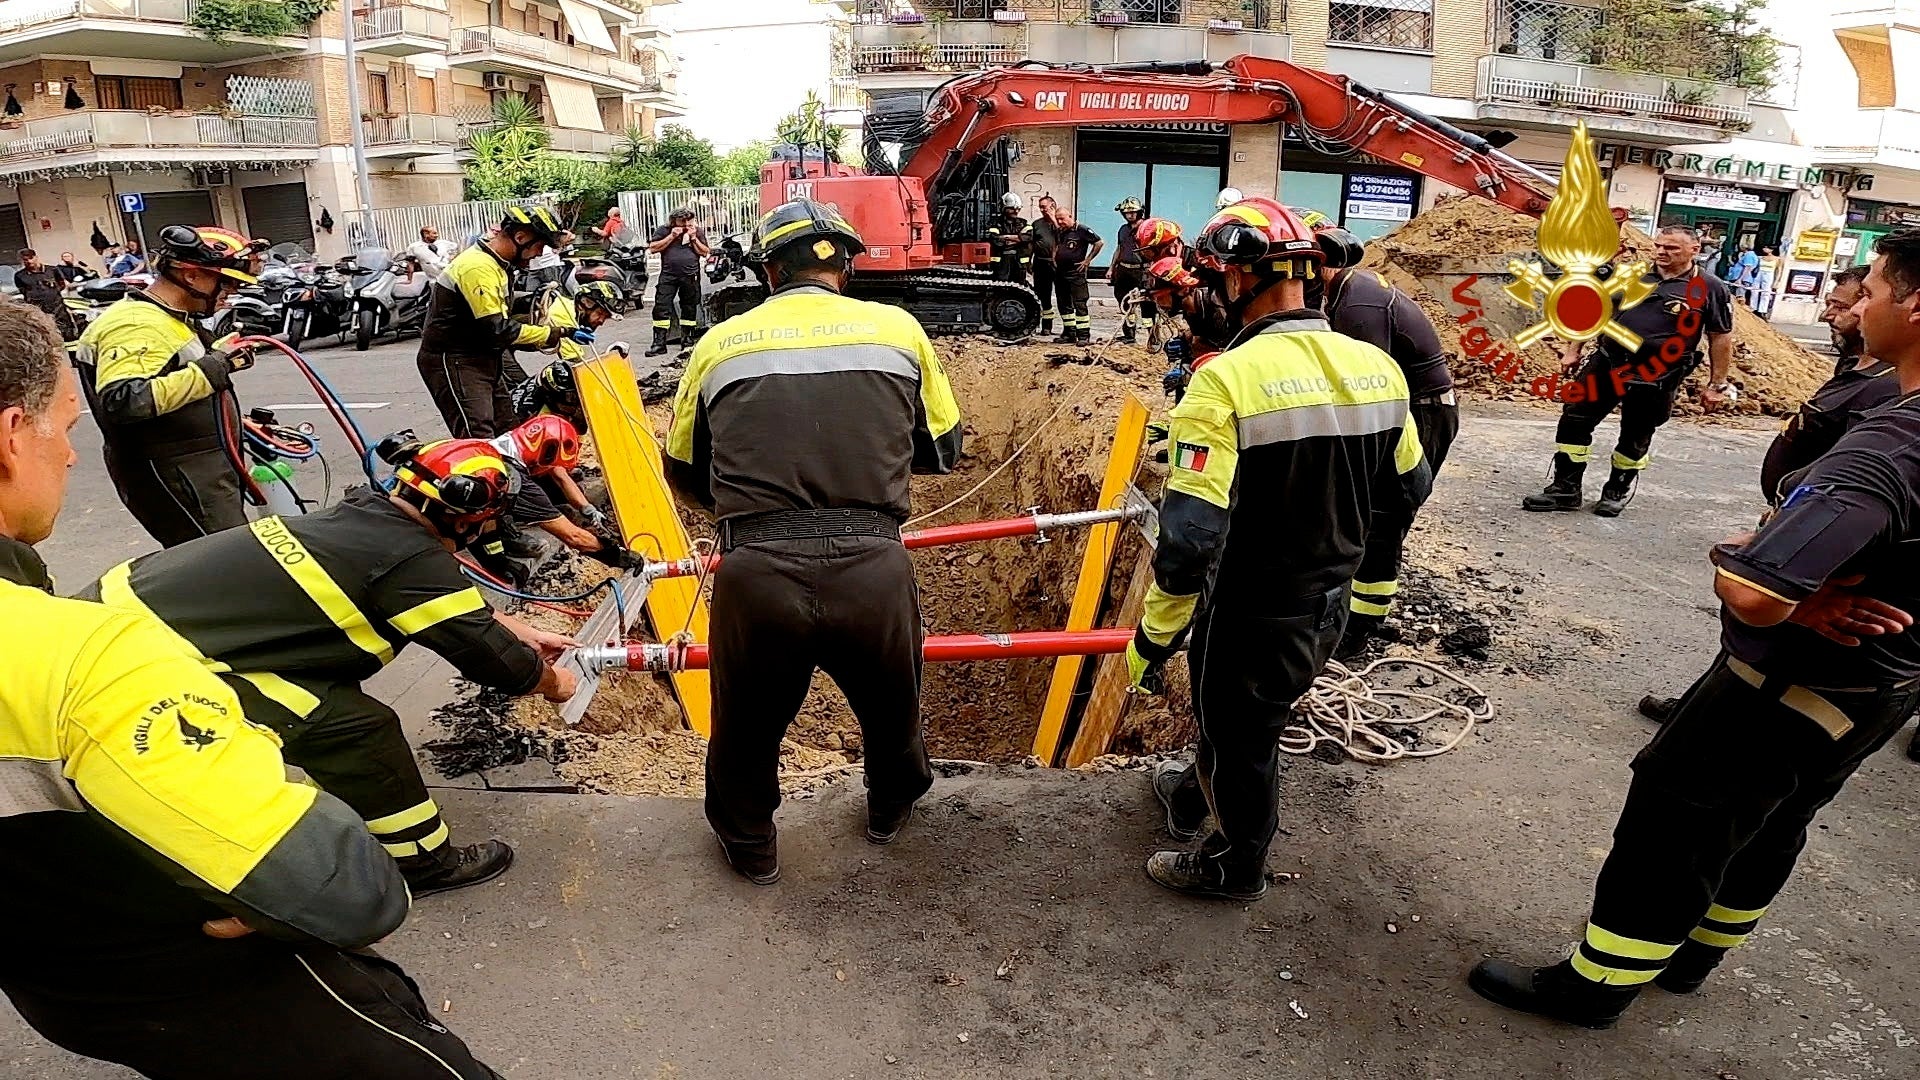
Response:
[342,195,554,255]
[617,185,760,245]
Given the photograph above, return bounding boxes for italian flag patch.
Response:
[1173,441,1210,471]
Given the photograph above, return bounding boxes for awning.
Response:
[557,0,618,53]
[544,75,604,131]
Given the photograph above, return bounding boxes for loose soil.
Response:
[1365,193,1830,416]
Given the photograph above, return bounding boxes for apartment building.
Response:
[840,1,1919,323]
[0,0,685,263]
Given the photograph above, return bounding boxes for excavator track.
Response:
[707,271,1041,341]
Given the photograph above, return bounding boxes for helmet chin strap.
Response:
[161,264,225,314]
[1224,272,1291,327]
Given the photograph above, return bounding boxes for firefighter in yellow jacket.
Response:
[0,302,502,1077]
[1130,199,1431,900]
[75,224,267,546]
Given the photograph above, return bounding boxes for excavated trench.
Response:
[429,338,1197,797]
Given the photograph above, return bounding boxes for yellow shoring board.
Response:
[1031,393,1149,765]
[576,351,713,736]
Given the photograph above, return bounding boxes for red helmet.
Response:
[1194,198,1322,277]
[389,438,519,524]
[509,414,582,474]
[155,224,268,283]
[1147,255,1200,291]
[1135,217,1183,257]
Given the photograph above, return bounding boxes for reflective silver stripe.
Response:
[1239,399,1405,447]
[175,337,207,364]
[702,344,920,403]
[433,270,460,292]
[0,757,84,818]
[1253,315,1332,337]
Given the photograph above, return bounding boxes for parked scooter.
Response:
[282,259,354,349]
[568,247,645,312]
[208,262,301,339]
[704,233,748,284]
[349,248,430,350]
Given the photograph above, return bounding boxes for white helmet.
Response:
[1215,187,1245,209]
[1000,192,1024,210]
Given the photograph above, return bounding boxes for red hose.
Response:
[628,627,1134,671]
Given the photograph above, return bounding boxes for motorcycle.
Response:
[282,259,354,350]
[348,248,430,351]
[208,262,301,339]
[704,233,748,285]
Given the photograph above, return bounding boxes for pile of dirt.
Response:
[430,339,1185,796]
[1365,194,1830,417]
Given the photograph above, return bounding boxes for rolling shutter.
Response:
[242,182,316,251]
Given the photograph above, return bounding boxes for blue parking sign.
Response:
[118,193,145,214]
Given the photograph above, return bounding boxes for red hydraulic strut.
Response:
[640,505,1146,582]
[575,627,1136,674]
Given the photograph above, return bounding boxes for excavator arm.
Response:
[900,56,1555,219]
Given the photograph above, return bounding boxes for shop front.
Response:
[1279,139,1425,243]
[1839,199,1920,268]
[1074,123,1229,268]
[1657,182,1787,273]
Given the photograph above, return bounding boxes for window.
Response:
[953,0,1010,16]
[1497,0,1602,62]
[1112,0,1182,24]
[367,72,390,114]
[1328,0,1433,51]
[94,76,183,111]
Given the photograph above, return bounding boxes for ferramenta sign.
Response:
[1599,143,1874,193]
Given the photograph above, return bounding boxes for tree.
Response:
[189,0,329,42]
[1586,0,1781,91]
[462,95,550,199]
[718,140,774,186]
[775,92,844,170]
[644,125,721,188]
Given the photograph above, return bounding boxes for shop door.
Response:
[1279,170,1343,226]
[1076,161,1147,270]
[1843,227,1887,269]
[0,203,26,265]
[1074,161,1219,271]
[241,182,315,254]
[120,189,217,250]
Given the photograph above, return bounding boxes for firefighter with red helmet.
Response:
[1128,198,1431,900]
[78,436,580,897]
[75,224,268,546]
[491,413,633,564]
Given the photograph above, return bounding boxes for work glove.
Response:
[568,327,596,346]
[579,504,607,528]
[208,331,256,372]
[1125,626,1176,696]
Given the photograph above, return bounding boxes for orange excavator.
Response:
[711,55,1557,337]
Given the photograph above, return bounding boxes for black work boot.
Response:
[1040,317,1053,335]
[1907,725,1920,762]
[1592,467,1639,518]
[1654,940,1726,994]
[1638,694,1680,724]
[1054,327,1077,345]
[644,328,668,357]
[866,800,917,846]
[718,839,780,885]
[1521,452,1586,512]
[1150,760,1206,842]
[1467,958,1640,1029]
[1336,612,1384,661]
[1145,850,1269,901]
[399,840,515,898]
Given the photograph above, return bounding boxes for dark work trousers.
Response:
[418,349,515,439]
[1032,259,1057,329]
[1110,263,1147,341]
[1056,265,1091,337]
[992,253,1030,283]
[1165,583,1348,876]
[102,441,247,549]
[653,272,702,344]
[1350,399,1461,630]
[6,940,500,1079]
[1555,355,1694,474]
[705,536,933,858]
[1566,652,1920,986]
[224,676,451,864]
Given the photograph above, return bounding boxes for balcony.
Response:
[849,16,1288,88]
[1832,0,1920,33]
[1474,54,1751,144]
[544,125,620,157]
[634,47,688,115]
[0,0,306,65]
[363,113,464,157]
[0,109,319,180]
[354,4,452,56]
[448,24,651,95]
[1813,108,1920,175]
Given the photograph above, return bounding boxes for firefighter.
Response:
[419,205,580,439]
[1135,217,1186,267]
[1522,225,1735,517]
[78,436,580,897]
[76,224,266,547]
[1144,254,1233,404]
[1129,199,1431,900]
[1110,197,1150,344]
[1050,207,1102,345]
[1032,194,1060,335]
[0,303,500,1078]
[646,207,710,356]
[1309,224,1460,655]
[548,280,624,363]
[665,199,962,884]
[494,413,631,564]
[987,192,1034,283]
[516,359,587,431]
[1822,264,1870,376]
[1470,232,1920,1028]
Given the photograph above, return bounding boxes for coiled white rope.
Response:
[1281,655,1493,762]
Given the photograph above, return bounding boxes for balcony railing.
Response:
[450,24,651,87]
[0,0,193,34]
[1813,108,1920,170]
[0,110,318,165]
[851,15,1287,74]
[850,0,1285,30]
[1830,0,1920,29]
[355,4,452,42]
[545,126,618,155]
[1476,54,1751,130]
[364,113,463,146]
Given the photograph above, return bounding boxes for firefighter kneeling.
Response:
[1128,199,1431,900]
[80,436,580,897]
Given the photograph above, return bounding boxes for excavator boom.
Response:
[905,56,1555,219]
